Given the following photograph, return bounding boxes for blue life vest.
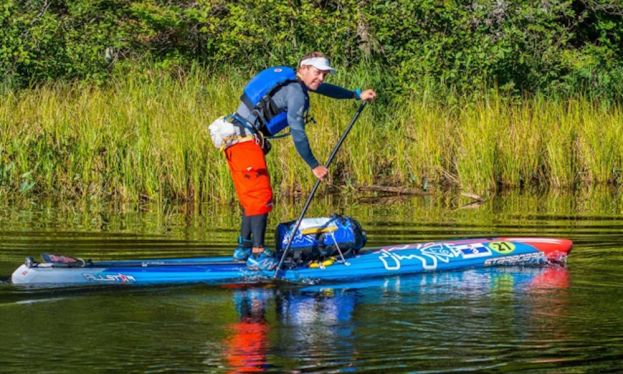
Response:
[240,66,299,136]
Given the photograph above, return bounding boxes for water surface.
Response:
[1,190,622,372]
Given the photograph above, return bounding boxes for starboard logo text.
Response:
[83,273,136,284]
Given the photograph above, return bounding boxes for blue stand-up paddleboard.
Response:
[11,235,572,288]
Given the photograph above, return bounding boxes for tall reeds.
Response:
[1,67,622,203]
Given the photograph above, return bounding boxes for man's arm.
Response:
[314,83,377,102]
[287,89,320,169]
[314,83,359,99]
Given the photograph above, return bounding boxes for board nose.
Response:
[499,237,573,261]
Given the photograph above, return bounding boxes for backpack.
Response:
[275,215,367,264]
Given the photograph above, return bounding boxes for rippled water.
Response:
[1,190,622,372]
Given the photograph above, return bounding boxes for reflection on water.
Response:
[1,188,623,371]
[219,267,571,372]
[224,288,271,372]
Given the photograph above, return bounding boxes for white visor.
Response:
[299,57,335,72]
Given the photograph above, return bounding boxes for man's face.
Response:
[298,66,329,90]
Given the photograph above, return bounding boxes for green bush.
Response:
[1,0,623,98]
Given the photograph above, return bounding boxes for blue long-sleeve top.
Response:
[235,81,359,169]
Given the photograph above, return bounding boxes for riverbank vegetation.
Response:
[2,68,623,202]
[2,1,623,202]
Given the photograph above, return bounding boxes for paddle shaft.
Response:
[39,259,240,268]
[273,102,368,277]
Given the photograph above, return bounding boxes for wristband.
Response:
[354,88,362,100]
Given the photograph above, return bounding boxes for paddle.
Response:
[38,253,240,268]
[273,102,368,278]
[36,254,241,268]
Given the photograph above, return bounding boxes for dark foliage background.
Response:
[2,0,623,98]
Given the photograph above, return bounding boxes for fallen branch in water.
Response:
[356,185,486,202]
[459,191,486,202]
[356,185,431,195]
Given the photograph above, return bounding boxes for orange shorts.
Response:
[225,140,273,216]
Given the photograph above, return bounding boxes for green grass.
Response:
[1,66,623,203]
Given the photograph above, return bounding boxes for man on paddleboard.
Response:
[214,52,376,271]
